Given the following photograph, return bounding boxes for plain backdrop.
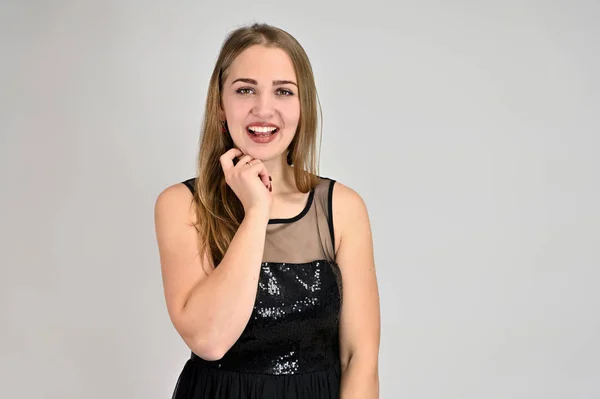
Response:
[1,1,599,398]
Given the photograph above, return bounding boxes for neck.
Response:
[263,154,297,194]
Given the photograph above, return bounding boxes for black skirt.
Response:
[172,355,341,399]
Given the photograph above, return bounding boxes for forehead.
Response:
[227,45,296,82]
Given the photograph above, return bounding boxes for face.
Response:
[220,45,300,161]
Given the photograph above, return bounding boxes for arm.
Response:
[154,183,269,360]
[333,183,381,398]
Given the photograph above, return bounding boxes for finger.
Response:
[220,148,243,172]
[235,155,255,169]
[248,160,270,189]
[232,151,247,166]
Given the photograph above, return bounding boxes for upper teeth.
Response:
[248,126,277,133]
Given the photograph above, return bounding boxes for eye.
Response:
[276,88,294,96]
[236,87,254,95]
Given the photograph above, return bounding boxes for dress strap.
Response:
[182,178,196,194]
[314,177,337,263]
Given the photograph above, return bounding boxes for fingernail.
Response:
[269,176,272,181]
[269,183,272,192]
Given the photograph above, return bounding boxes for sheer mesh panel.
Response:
[263,177,335,264]
[181,176,336,265]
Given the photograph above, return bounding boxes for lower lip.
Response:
[247,129,279,144]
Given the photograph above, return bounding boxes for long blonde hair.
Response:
[192,23,322,270]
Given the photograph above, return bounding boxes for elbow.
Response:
[172,309,228,361]
[194,347,226,362]
[173,313,230,361]
[183,333,227,361]
[341,352,379,375]
[197,344,226,362]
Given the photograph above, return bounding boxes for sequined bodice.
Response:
[184,176,341,377]
[192,260,342,374]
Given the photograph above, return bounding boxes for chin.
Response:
[232,136,293,161]
[246,149,287,163]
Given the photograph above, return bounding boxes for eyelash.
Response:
[236,88,294,96]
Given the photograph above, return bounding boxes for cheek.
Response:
[282,99,301,123]
[224,100,249,121]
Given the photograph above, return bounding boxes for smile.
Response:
[246,125,279,143]
[247,126,279,135]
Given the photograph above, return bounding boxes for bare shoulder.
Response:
[331,180,367,210]
[154,180,201,272]
[330,180,371,255]
[155,182,196,221]
[331,180,370,227]
[154,181,201,273]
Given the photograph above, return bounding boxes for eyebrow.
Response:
[231,78,298,87]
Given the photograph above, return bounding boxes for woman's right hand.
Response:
[220,148,272,218]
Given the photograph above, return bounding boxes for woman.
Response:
[154,23,380,398]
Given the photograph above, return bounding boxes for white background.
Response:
[1,1,599,398]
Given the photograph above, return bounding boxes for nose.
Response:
[251,92,275,119]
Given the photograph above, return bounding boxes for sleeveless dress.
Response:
[173,176,342,399]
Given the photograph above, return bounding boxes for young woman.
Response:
[154,23,380,399]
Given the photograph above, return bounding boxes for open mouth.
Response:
[246,126,279,136]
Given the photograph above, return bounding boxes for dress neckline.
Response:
[268,188,315,225]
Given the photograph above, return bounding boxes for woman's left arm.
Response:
[334,183,381,399]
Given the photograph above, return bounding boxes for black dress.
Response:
[173,176,342,399]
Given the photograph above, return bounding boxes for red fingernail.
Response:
[269,183,272,192]
[269,176,272,181]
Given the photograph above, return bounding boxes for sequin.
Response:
[193,260,342,375]
[271,351,299,375]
